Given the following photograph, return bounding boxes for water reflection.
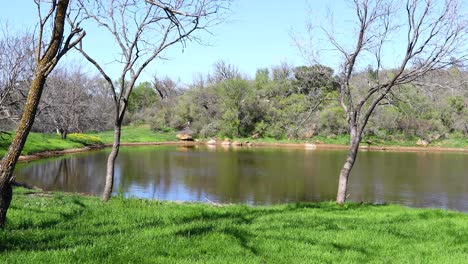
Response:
[14,146,468,211]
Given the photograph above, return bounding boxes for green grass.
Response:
[431,134,468,148]
[0,125,177,158]
[1,188,467,263]
[0,133,84,157]
[232,133,468,148]
[1,126,466,159]
[89,125,177,144]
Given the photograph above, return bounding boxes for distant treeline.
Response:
[2,61,466,141]
[127,61,467,141]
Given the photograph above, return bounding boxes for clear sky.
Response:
[1,1,465,85]
[0,1,347,84]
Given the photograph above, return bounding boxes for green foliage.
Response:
[135,65,466,143]
[294,65,338,95]
[319,106,347,135]
[67,133,103,146]
[448,96,465,114]
[2,188,467,263]
[127,82,159,113]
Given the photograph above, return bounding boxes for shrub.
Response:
[68,133,104,146]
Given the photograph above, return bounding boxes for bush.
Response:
[68,133,104,146]
[318,106,347,135]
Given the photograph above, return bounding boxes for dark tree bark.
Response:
[0,0,84,227]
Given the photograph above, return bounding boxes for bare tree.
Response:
[0,0,85,227]
[75,0,228,201]
[208,60,240,83]
[304,0,467,204]
[34,66,114,138]
[0,27,35,133]
[153,75,179,100]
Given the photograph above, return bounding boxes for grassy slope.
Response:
[0,126,177,158]
[86,125,177,144]
[0,133,83,157]
[1,188,467,263]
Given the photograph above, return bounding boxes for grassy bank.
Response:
[0,125,177,158]
[1,188,467,263]
[1,126,467,158]
[87,125,177,144]
[231,133,468,148]
[0,133,84,158]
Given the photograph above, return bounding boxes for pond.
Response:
[14,145,468,211]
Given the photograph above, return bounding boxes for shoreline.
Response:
[16,140,468,162]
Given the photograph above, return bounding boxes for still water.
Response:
[14,145,468,211]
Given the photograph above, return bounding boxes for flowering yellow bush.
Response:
[68,133,103,146]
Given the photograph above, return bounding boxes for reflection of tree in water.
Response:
[14,147,468,210]
[350,152,468,210]
[14,151,108,194]
[115,146,342,204]
[176,148,342,204]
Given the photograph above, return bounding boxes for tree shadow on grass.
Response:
[175,223,259,256]
[331,242,369,255]
[0,196,90,252]
[0,197,415,260]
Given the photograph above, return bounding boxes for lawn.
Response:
[0,132,84,157]
[87,125,177,144]
[0,126,177,158]
[1,188,467,263]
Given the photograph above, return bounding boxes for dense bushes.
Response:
[125,63,467,140]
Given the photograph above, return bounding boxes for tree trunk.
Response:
[336,127,361,204]
[0,74,47,227]
[0,184,12,227]
[102,123,122,202]
[60,129,67,139]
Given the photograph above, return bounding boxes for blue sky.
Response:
[1,1,349,84]
[1,1,465,85]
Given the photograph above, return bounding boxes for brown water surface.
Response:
[14,145,468,211]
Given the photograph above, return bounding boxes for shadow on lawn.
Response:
[5,197,457,259]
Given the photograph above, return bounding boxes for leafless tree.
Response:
[153,75,179,100]
[0,0,85,227]
[34,66,114,138]
[0,27,35,133]
[208,60,240,83]
[75,0,229,201]
[304,0,467,204]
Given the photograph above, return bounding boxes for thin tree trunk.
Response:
[0,74,47,227]
[60,129,67,139]
[336,127,361,204]
[102,123,121,202]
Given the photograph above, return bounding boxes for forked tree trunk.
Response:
[0,74,47,227]
[336,127,361,204]
[102,123,122,202]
